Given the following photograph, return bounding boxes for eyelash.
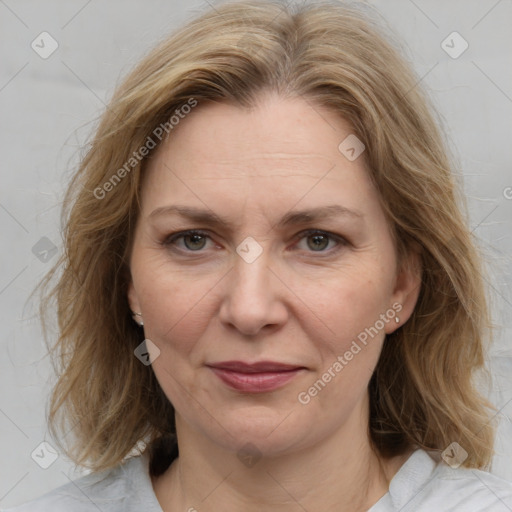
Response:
[162,229,348,256]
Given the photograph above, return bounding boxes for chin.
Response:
[197,404,321,458]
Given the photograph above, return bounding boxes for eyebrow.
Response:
[148,204,364,229]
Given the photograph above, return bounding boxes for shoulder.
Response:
[379,449,512,511]
[426,460,512,510]
[0,452,162,512]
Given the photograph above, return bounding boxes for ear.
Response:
[127,278,142,316]
[384,247,422,334]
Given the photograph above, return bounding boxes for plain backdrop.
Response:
[1,0,511,507]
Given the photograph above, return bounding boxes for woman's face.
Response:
[128,93,420,456]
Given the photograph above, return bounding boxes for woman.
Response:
[5,1,512,510]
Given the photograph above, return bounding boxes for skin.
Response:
[127,92,422,512]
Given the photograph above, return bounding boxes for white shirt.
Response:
[3,448,512,511]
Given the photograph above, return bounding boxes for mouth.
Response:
[206,360,306,393]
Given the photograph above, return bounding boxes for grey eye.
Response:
[182,233,207,251]
[306,233,330,251]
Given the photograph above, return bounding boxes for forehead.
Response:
[141,94,378,218]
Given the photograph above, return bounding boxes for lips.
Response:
[209,360,303,372]
[206,360,305,393]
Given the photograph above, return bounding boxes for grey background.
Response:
[1,0,511,507]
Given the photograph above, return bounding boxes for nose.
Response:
[218,247,289,337]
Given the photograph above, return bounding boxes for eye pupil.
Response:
[308,234,329,251]
[184,233,206,250]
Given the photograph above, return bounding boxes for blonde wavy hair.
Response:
[35,0,496,476]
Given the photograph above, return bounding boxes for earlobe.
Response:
[127,281,144,327]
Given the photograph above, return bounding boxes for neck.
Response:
[152,398,410,512]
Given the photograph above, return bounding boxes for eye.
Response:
[162,229,346,255]
[293,229,346,254]
[163,230,213,252]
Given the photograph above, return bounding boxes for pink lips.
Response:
[207,360,305,393]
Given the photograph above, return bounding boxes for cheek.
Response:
[307,262,393,354]
[138,269,220,408]
[298,273,389,420]
[133,257,221,357]
[151,291,213,347]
